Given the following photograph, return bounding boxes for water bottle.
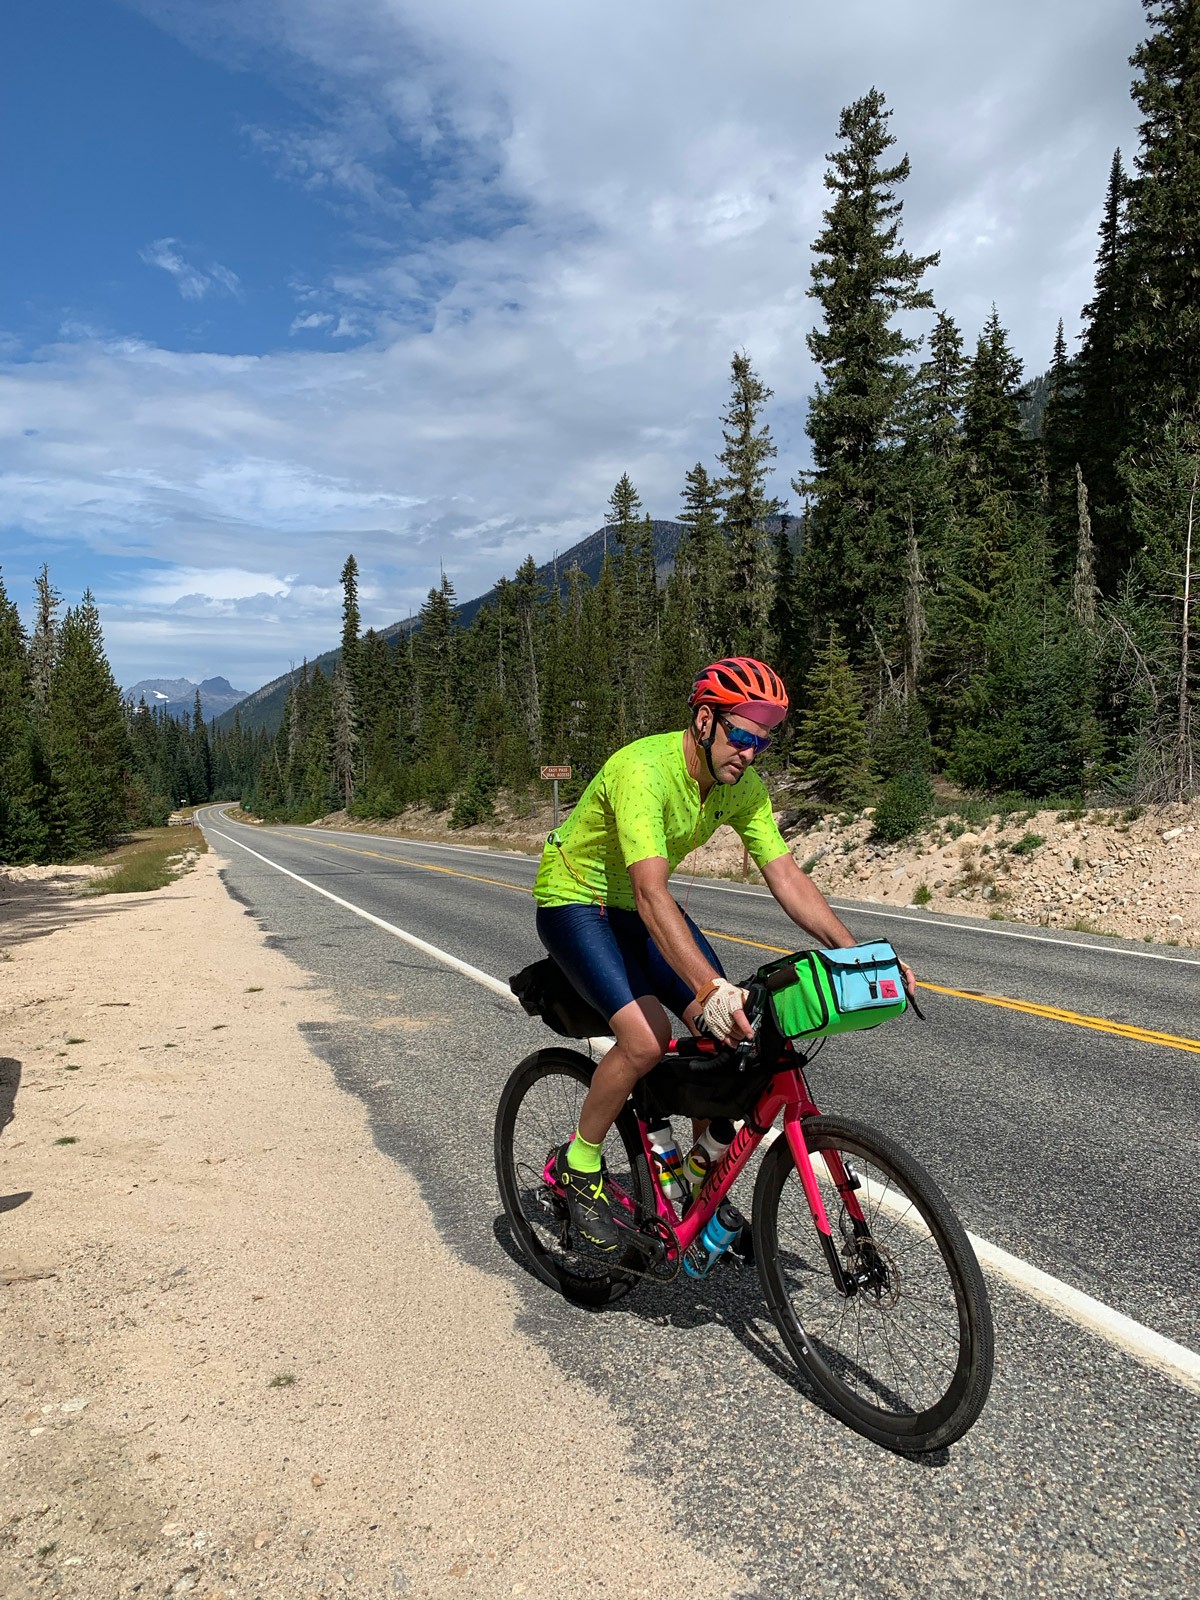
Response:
[647,1119,686,1202]
[683,1118,735,1198]
[683,1201,743,1278]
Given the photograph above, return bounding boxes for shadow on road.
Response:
[491,1209,949,1467]
[0,1056,21,1136]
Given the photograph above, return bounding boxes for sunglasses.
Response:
[717,714,773,755]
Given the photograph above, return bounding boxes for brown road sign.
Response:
[540,765,572,780]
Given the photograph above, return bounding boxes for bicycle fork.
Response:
[783,1111,875,1298]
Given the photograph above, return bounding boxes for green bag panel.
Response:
[759,941,907,1040]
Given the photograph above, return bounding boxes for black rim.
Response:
[767,1135,975,1435]
[499,1055,649,1290]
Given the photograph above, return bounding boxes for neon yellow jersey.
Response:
[533,731,790,911]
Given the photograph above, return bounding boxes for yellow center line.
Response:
[297,834,1200,1055]
[305,835,529,893]
[918,982,1200,1054]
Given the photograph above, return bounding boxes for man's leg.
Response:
[575,995,672,1145]
[551,1000,671,1252]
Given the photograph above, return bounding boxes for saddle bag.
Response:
[509,957,610,1040]
[759,940,909,1040]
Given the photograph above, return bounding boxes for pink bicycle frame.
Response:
[638,1059,869,1285]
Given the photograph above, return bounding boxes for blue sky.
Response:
[1,0,1146,691]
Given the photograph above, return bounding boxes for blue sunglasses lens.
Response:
[720,717,771,754]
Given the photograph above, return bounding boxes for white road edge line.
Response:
[206,813,1200,1395]
[276,816,1200,968]
[206,822,515,1003]
[758,1127,1199,1394]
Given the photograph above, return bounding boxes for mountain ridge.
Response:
[124,676,248,720]
[216,515,796,736]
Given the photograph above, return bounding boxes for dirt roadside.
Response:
[0,854,745,1600]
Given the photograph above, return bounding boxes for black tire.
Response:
[494,1047,657,1306]
[753,1115,993,1452]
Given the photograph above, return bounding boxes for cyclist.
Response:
[533,655,916,1250]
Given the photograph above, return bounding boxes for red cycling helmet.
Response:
[689,657,789,728]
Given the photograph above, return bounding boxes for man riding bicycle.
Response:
[533,655,916,1251]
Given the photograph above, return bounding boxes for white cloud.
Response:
[9,0,1148,687]
[141,238,242,301]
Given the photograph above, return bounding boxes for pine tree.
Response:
[44,591,131,855]
[677,462,727,658]
[28,564,61,714]
[331,660,357,809]
[190,689,213,802]
[1124,412,1199,798]
[340,555,362,696]
[1074,150,1134,589]
[917,311,967,466]
[798,90,937,660]
[962,307,1030,501]
[717,351,780,658]
[0,572,49,863]
[1122,3,1200,432]
[511,554,545,748]
[792,627,873,805]
[1040,318,1083,578]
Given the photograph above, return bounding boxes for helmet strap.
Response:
[691,707,718,780]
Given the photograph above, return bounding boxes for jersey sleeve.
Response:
[608,754,670,867]
[731,772,791,870]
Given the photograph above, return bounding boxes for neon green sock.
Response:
[567,1130,603,1174]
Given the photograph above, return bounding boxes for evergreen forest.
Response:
[2,0,1197,863]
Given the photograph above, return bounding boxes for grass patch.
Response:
[913,883,932,907]
[85,828,208,896]
[268,1373,296,1389]
[54,1136,78,1146]
[65,1036,86,1045]
[1009,833,1046,856]
[245,985,264,994]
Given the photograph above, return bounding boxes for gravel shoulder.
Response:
[0,854,745,1600]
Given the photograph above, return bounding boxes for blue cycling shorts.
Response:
[535,901,726,1026]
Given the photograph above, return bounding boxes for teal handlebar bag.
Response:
[760,939,908,1039]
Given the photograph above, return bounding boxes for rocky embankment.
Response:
[770,802,1199,945]
[305,797,1200,948]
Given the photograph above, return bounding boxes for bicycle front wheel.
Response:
[494,1046,656,1306]
[753,1115,993,1452]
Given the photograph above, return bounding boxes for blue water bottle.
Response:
[683,1201,743,1278]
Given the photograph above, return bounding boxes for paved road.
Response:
[199,809,1199,1600]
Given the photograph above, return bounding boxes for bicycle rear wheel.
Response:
[494,1047,656,1306]
[753,1115,993,1452]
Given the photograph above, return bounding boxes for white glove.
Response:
[698,979,750,1043]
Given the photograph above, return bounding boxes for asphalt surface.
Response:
[199,808,1199,1600]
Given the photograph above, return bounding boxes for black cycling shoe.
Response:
[552,1144,621,1252]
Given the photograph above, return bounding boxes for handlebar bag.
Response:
[760,940,907,1039]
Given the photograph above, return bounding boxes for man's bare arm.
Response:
[761,853,856,947]
[762,853,916,995]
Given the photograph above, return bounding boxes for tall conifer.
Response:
[799,89,937,657]
[717,351,780,658]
